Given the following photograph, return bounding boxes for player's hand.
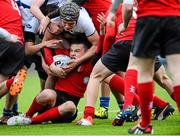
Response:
[97,12,106,35]
[38,16,51,35]
[41,58,56,76]
[106,12,116,27]
[63,59,80,73]
[118,23,127,35]
[50,63,67,78]
[44,39,63,49]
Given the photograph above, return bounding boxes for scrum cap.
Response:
[60,2,80,22]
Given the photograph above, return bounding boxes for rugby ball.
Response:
[53,55,71,68]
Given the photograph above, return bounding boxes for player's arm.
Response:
[110,0,123,14]
[107,0,123,26]
[30,0,51,34]
[80,31,99,63]
[30,0,46,21]
[122,0,134,28]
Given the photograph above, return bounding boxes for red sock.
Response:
[153,96,168,108]
[132,93,139,106]
[173,86,180,113]
[6,77,15,89]
[109,74,139,107]
[123,70,137,109]
[109,75,124,95]
[26,97,45,117]
[138,82,154,128]
[170,91,176,101]
[83,106,95,119]
[31,107,60,124]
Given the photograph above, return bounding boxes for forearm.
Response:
[78,45,97,64]
[110,0,123,13]
[25,42,45,56]
[30,5,45,21]
[122,2,133,28]
[47,8,60,19]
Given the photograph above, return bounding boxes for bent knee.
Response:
[36,89,56,104]
[59,101,76,117]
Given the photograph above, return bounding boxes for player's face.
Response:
[70,44,86,59]
[62,19,76,31]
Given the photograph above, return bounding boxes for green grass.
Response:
[0,70,180,135]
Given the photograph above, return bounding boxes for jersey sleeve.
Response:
[79,8,96,37]
[43,47,54,65]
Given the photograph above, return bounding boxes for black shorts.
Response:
[24,55,47,80]
[133,16,180,58]
[101,41,132,73]
[92,51,102,66]
[0,41,25,76]
[154,57,162,72]
[52,90,80,123]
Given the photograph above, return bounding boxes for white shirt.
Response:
[52,7,96,37]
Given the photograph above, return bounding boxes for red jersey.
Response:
[44,47,70,65]
[137,0,180,17]
[115,4,136,42]
[83,0,112,32]
[101,4,136,54]
[55,61,92,98]
[0,0,23,43]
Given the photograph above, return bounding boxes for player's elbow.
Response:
[123,4,133,13]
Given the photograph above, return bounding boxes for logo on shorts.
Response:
[25,24,32,29]
[83,77,89,84]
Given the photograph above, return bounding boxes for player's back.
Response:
[137,0,180,17]
[0,0,23,43]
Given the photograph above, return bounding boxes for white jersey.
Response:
[47,0,66,7]
[52,7,96,37]
[16,0,39,34]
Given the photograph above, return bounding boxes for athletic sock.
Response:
[12,103,18,114]
[109,74,124,95]
[100,96,110,110]
[3,108,13,117]
[25,97,46,117]
[153,96,168,108]
[6,77,15,89]
[31,107,60,124]
[83,106,95,119]
[173,86,180,113]
[138,82,154,128]
[170,91,176,101]
[123,70,137,109]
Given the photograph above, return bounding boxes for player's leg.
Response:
[95,82,110,119]
[166,54,180,113]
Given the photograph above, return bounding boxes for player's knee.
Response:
[60,101,76,117]
[37,89,56,104]
[90,69,105,82]
[65,101,76,114]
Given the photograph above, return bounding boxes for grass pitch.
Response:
[0,70,180,135]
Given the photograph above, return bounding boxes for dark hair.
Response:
[43,3,59,16]
[71,38,91,49]
[59,2,80,22]
[72,0,88,6]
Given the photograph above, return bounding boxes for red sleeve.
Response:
[43,47,53,65]
[96,35,104,54]
[102,25,116,55]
